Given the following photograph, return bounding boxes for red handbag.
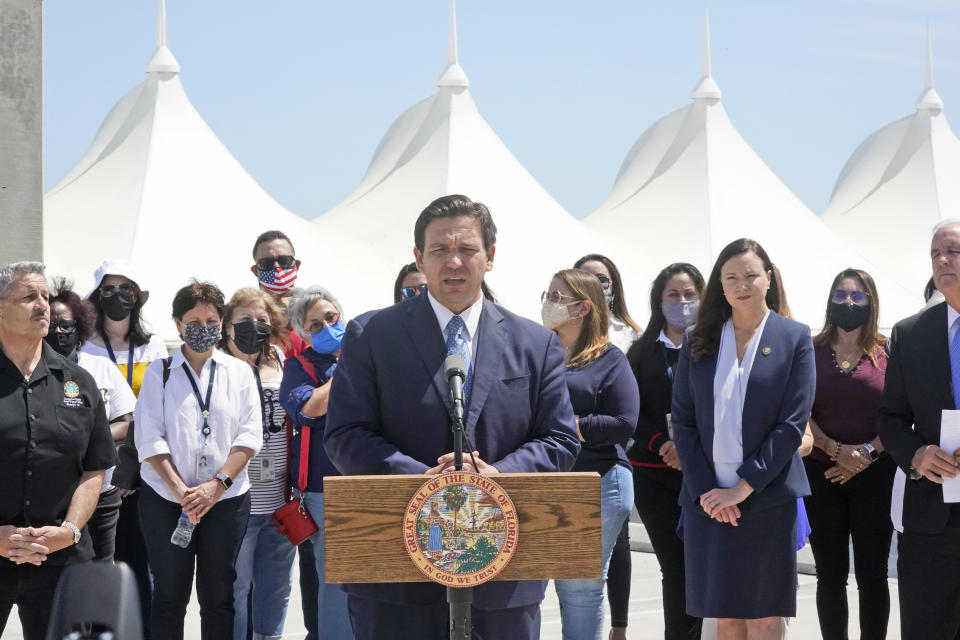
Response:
[272,355,320,546]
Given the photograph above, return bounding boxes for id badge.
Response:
[260,456,276,481]
[196,452,215,481]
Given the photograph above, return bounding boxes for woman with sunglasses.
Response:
[45,278,137,562]
[394,262,428,303]
[542,269,639,640]
[574,254,642,355]
[804,269,894,640]
[219,288,296,640]
[81,260,168,638]
[278,285,352,639]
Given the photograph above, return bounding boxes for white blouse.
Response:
[712,310,770,488]
[135,348,263,503]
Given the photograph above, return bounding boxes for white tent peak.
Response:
[145,0,180,75]
[691,10,721,101]
[916,25,942,112]
[437,0,469,88]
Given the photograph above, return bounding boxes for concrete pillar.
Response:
[0,0,43,262]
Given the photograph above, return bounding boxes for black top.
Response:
[626,337,680,469]
[564,346,639,476]
[0,341,117,566]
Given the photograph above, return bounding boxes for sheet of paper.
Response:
[941,409,960,503]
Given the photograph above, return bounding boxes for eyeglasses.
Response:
[50,320,77,333]
[256,255,296,271]
[400,284,427,300]
[830,289,869,305]
[307,311,341,333]
[100,283,137,298]
[541,291,580,305]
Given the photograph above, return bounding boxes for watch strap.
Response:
[62,520,81,544]
[215,472,232,491]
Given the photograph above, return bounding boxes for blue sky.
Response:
[43,1,959,220]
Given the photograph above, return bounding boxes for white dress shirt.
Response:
[426,291,484,357]
[948,302,960,346]
[712,310,771,488]
[608,316,640,354]
[135,347,263,503]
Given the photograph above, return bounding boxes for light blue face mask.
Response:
[311,320,345,354]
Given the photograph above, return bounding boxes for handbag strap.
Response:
[293,354,320,493]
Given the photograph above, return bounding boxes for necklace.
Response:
[832,344,861,372]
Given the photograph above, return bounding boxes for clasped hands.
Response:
[699,481,754,527]
[910,444,960,484]
[824,443,875,485]
[0,524,75,565]
[177,480,225,524]
[427,451,500,475]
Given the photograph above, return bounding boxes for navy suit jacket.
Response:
[324,293,581,609]
[877,302,957,534]
[671,311,814,515]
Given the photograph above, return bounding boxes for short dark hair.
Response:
[690,238,781,361]
[393,262,421,303]
[172,280,226,320]
[414,195,497,251]
[49,277,97,345]
[252,230,295,260]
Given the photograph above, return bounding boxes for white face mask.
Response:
[541,301,573,330]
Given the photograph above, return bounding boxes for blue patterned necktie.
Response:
[952,318,960,410]
[445,315,473,405]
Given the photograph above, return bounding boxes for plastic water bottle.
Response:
[170,511,195,548]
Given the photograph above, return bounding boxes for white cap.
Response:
[86,260,150,303]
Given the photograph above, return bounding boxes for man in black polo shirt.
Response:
[0,262,117,640]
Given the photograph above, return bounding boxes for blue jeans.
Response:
[301,491,353,640]
[555,464,634,640]
[233,513,297,640]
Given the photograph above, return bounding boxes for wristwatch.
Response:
[862,443,881,462]
[62,520,81,545]
[215,472,233,491]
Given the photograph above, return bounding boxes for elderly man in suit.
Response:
[878,219,960,639]
[324,194,581,640]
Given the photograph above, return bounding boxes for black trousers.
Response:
[803,456,895,640]
[347,595,540,640]
[0,562,65,640]
[899,521,960,640]
[139,484,250,640]
[299,537,320,640]
[633,466,701,640]
[88,486,123,561]
[606,518,631,628]
[116,490,153,638]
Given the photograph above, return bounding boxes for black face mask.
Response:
[45,331,79,358]
[232,319,272,355]
[828,302,871,332]
[101,293,136,321]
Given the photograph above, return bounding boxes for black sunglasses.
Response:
[401,284,428,300]
[256,255,296,271]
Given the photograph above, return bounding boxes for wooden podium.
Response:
[324,472,602,583]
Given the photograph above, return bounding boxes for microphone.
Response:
[444,354,467,423]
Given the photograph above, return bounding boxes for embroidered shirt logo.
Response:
[63,381,84,407]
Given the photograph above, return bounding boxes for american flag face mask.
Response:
[258,267,298,294]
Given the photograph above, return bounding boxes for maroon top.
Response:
[810,344,887,463]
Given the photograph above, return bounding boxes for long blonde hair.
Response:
[554,269,610,369]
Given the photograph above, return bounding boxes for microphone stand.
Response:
[448,393,472,640]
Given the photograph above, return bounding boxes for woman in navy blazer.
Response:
[672,238,814,640]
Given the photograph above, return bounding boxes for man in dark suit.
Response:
[324,194,580,640]
[878,220,960,640]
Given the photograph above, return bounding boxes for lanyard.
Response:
[182,360,216,439]
[252,356,269,441]
[660,342,680,384]
[102,332,135,389]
